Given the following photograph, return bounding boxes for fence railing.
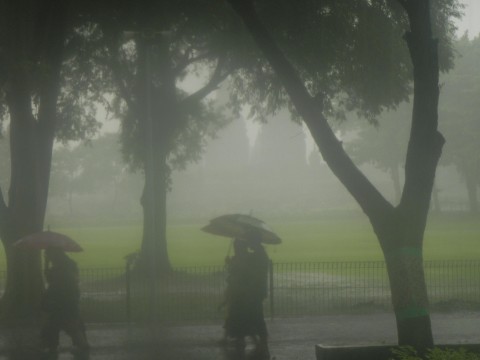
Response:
[1,260,479,323]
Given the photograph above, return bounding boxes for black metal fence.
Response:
[1,260,479,323]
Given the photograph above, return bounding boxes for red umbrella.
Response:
[13,231,83,252]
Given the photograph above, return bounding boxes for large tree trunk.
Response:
[0,0,66,321]
[1,73,44,320]
[228,0,442,351]
[0,72,52,321]
[375,210,434,350]
[134,37,174,275]
[388,1,443,348]
[138,142,172,275]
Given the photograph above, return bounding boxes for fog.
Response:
[43,105,471,227]
[0,2,476,228]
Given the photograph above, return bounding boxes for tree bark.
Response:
[138,141,172,275]
[0,0,67,321]
[134,36,174,275]
[228,0,443,351]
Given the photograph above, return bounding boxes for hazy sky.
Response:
[456,0,480,38]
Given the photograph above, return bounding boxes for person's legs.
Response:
[234,336,246,359]
[64,317,90,359]
[255,331,270,359]
[252,307,270,359]
[40,317,61,359]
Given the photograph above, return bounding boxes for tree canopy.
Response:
[229,0,460,123]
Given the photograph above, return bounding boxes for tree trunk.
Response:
[0,0,66,321]
[0,74,48,321]
[134,37,174,275]
[375,211,434,350]
[228,0,442,351]
[138,142,172,275]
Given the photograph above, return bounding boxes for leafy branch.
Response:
[179,54,228,112]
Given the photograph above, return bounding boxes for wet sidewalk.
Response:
[2,312,479,359]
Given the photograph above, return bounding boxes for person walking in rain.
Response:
[40,247,89,360]
[223,231,271,359]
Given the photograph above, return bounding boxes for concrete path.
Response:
[1,311,479,359]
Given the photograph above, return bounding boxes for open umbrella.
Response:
[13,231,83,252]
[201,214,281,244]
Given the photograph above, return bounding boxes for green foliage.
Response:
[87,0,239,174]
[55,23,107,142]
[0,4,106,145]
[230,0,461,123]
[391,346,480,360]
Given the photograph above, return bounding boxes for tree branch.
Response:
[179,55,228,112]
[399,0,444,214]
[173,50,213,76]
[228,0,393,223]
[105,38,138,115]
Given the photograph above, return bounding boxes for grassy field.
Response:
[0,214,479,270]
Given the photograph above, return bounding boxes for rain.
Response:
[0,1,479,359]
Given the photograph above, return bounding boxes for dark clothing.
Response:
[42,256,80,318]
[224,244,269,339]
[41,317,88,355]
[224,296,267,339]
[41,254,89,357]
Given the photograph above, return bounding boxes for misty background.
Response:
[40,96,472,226]
[1,0,478,227]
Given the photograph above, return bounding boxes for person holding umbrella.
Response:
[223,231,271,359]
[202,214,280,359]
[14,231,89,359]
[40,246,89,359]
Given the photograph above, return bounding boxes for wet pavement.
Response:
[1,312,479,359]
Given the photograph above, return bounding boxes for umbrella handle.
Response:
[43,252,51,276]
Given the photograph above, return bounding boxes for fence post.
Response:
[269,259,274,320]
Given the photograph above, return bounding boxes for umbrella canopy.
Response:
[13,231,83,252]
[201,214,281,244]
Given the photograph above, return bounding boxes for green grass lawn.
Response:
[0,214,479,270]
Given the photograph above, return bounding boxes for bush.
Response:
[391,346,480,360]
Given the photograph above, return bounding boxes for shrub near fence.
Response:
[0,261,479,323]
